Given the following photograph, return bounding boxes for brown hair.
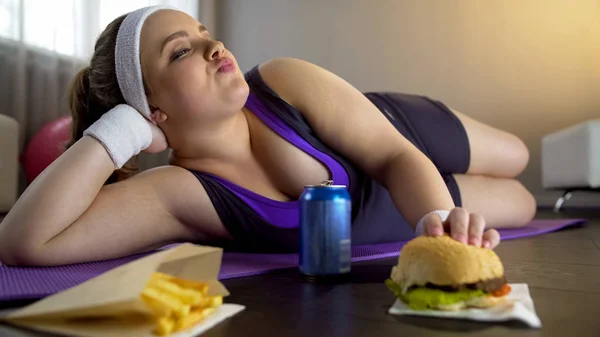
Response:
[66,14,140,184]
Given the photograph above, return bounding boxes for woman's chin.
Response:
[225,78,250,106]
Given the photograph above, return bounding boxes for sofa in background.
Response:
[542,119,600,211]
[0,114,18,213]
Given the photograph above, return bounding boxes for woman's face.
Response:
[139,9,249,127]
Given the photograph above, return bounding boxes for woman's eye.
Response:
[170,48,190,61]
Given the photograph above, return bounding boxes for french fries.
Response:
[141,272,223,336]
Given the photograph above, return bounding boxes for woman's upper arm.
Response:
[257,58,415,179]
[30,166,222,266]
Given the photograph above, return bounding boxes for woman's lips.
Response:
[217,58,235,73]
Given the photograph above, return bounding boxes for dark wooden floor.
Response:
[1,208,599,337]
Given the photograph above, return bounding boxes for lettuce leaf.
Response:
[385,279,485,310]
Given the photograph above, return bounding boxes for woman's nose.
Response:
[206,40,225,60]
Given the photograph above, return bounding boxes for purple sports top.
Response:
[201,92,350,229]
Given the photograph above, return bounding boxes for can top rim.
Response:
[304,180,347,188]
[304,184,347,188]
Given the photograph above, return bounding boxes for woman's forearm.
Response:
[380,148,455,229]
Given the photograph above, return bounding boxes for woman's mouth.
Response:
[217,58,235,73]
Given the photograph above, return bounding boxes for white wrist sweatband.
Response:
[415,210,451,236]
[83,104,152,169]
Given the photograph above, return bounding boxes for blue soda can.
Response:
[299,180,351,278]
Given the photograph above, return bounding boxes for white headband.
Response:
[115,5,174,120]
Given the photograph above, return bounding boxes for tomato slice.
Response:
[491,283,512,297]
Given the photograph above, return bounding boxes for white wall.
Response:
[217,0,600,207]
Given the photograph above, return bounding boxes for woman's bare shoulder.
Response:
[256,57,320,100]
[256,57,353,109]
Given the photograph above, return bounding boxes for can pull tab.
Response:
[320,180,334,186]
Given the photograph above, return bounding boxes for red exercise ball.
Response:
[21,116,72,184]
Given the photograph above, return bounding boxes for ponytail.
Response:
[66,66,91,150]
[64,14,141,184]
[66,65,141,184]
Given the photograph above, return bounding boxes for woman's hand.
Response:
[143,116,168,154]
[421,207,500,249]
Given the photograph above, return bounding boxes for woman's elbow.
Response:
[0,248,25,266]
[0,237,46,266]
[0,246,24,266]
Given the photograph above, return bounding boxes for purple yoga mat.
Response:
[0,218,586,302]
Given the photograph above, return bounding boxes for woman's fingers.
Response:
[144,113,169,154]
[467,213,486,247]
[448,208,469,244]
[419,208,500,249]
[423,213,444,236]
[482,229,501,249]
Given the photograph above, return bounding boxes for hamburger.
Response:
[385,235,512,311]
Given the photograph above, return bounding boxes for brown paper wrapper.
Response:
[1,243,230,337]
